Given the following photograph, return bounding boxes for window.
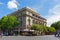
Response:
[20,21,22,26]
[33,14,34,16]
[33,20,35,24]
[17,16,22,26]
[28,17,30,25]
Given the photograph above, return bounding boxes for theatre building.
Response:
[9,7,47,35]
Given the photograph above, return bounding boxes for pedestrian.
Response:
[0,30,2,38]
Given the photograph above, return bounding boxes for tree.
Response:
[0,19,1,30]
[31,24,56,35]
[31,24,39,31]
[0,16,19,32]
[31,24,40,35]
[42,26,48,33]
[47,27,55,32]
[51,21,60,30]
[0,16,8,31]
[31,24,49,35]
[7,16,19,30]
[31,24,43,31]
[31,24,48,32]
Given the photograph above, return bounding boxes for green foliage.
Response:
[42,26,48,32]
[0,16,8,30]
[7,16,19,30]
[0,19,1,30]
[31,24,56,33]
[0,15,19,31]
[47,27,55,32]
[31,24,39,31]
[51,21,60,30]
[31,24,48,32]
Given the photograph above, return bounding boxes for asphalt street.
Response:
[0,35,60,40]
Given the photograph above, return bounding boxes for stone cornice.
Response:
[10,7,46,20]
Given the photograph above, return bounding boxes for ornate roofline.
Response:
[18,7,46,20]
[10,7,46,20]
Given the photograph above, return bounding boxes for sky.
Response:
[0,0,60,26]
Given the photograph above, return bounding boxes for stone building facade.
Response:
[9,7,47,31]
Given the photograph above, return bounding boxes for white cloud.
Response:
[7,0,19,9]
[47,5,60,26]
[50,5,60,14]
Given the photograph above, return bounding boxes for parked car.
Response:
[3,32,8,36]
[55,31,60,37]
[3,31,14,36]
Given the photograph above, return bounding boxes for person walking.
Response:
[0,30,2,38]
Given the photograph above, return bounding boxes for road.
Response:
[0,35,60,40]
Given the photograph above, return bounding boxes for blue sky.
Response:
[0,0,60,26]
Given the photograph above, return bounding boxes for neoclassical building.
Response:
[9,7,47,31]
